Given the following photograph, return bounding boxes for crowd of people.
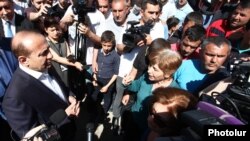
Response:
[0,0,249,141]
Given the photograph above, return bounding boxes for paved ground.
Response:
[74,98,123,141]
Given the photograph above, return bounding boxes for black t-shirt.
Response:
[133,46,148,79]
[52,4,68,20]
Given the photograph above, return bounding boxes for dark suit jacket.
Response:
[0,37,18,117]
[0,13,34,37]
[0,37,18,91]
[2,67,75,140]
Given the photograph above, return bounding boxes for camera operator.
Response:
[117,0,167,53]
[25,0,52,21]
[60,0,105,99]
[97,0,112,20]
[24,0,53,33]
[111,0,167,134]
[51,0,72,20]
[199,22,250,95]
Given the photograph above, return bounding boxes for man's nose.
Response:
[2,8,8,15]
[211,56,217,63]
[115,11,120,17]
[152,13,158,20]
[184,46,191,53]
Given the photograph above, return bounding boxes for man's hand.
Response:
[38,4,51,16]
[78,24,90,35]
[74,62,84,71]
[92,62,98,74]
[21,124,46,141]
[65,96,80,117]
[100,85,109,93]
[123,74,133,85]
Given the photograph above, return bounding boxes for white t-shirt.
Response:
[64,5,105,65]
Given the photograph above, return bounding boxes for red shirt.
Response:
[171,43,200,60]
[206,19,244,38]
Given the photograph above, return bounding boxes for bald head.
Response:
[12,30,52,72]
[12,30,44,58]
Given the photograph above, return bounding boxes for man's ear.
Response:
[18,56,28,66]
[140,9,144,17]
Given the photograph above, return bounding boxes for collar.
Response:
[1,14,15,25]
[100,48,112,55]
[19,63,47,79]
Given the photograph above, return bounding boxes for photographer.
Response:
[51,0,71,20]
[24,0,53,33]
[117,0,166,53]
[60,0,105,99]
[25,0,52,21]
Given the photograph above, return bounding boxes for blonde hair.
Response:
[148,48,182,76]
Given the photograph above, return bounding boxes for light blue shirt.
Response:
[174,59,207,94]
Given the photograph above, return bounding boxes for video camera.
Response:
[122,20,153,51]
[26,125,60,141]
[72,0,95,23]
[221,59,250,123]
[229,59,250,87]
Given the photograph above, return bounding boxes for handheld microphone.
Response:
[86,123,94,141]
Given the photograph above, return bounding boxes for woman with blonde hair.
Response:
[122,48,182,141]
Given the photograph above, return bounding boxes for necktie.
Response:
[5,21,13,38]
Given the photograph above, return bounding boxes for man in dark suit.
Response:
[0,0,34,37]
[2,30,80,141]
[0,37,18,141]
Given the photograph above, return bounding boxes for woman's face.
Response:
[147,64,165,82]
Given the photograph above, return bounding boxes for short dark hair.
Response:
[43,16,59,28]
[101,30,116,47]
[166,17,180,30]
[183,11,203,26]
[141,0,162,12]
[183,24,206,42]
[238,0,250,9]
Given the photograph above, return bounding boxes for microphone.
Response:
[86,123,94,141]
[49,109,67,126]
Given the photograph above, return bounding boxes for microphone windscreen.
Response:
[49,109,67,125]
[86,123,94,132]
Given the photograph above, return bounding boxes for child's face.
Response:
[101,41,113,54]
[45,26,61,41]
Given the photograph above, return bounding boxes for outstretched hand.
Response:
[65,96,80,117]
